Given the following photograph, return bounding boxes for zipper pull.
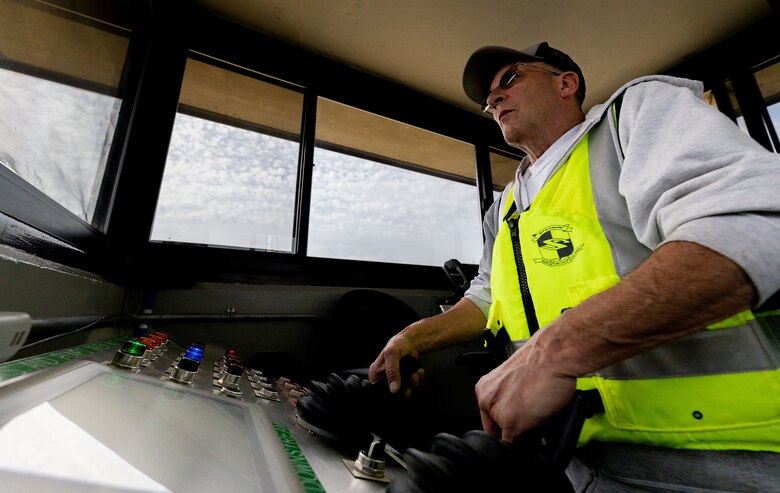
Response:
[507,216,519,239]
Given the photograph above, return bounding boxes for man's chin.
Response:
[501,131,524,150]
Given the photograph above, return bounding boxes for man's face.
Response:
[484,62,563,149]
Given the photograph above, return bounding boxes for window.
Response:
[308,98,482,266]
[723,63,780,151]
[754,60,780,151]
[490,150,520,202]
[723,79,751,135]
[150,56,304,252]
[0,0,130,224]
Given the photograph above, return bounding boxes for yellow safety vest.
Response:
[487,106,780,452]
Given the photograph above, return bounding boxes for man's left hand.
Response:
[475,335,576,443]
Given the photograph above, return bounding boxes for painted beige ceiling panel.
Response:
[194,0,772,114]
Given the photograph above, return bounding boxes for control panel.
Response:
[0,333,408,492]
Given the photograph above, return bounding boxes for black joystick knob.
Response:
[387,390,605,493]
[295,356,421,443]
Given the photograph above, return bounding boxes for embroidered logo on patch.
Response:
[531,225,583,266]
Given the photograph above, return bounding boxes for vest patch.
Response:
[531,225,583,266]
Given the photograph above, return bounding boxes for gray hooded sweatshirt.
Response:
[465,75,780,314]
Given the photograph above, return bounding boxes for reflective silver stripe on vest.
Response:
[511,318,780,380]
[588,110,651,278]
[756,312,780,354]
[511,339,527,352]
[597,319,780,379]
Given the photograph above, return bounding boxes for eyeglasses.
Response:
[481,62,562,113]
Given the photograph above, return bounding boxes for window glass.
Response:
[150,57,304,252]
[723,80,750,135]
[754,61,780,147]
[726,63,780,149]
[0,0,130,223]
[768,101,780,138]
[490,150,520,195]
[308,98,482,266]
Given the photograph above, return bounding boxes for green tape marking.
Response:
[0,336,130,382]
[272,422,326,493]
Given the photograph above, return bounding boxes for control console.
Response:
[0,334,407,492]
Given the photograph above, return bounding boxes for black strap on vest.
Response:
[502,201,542,336]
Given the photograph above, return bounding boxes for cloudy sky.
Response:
[0,68,118,221]
[151,113,485,266]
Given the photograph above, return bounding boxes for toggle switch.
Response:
[154,332,172,351]
[344,437,390,483]
[136,337,156,366]
[145,333,166,359]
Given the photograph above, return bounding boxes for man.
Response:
[369,42,780,491]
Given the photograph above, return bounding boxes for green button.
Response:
[121,340,146,357]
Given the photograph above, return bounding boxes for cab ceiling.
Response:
[191,0,773,114]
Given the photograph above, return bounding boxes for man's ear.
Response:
[559,71,580,99]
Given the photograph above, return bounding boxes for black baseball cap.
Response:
[462,42,586,106]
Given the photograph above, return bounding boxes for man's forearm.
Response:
[401,297,487,354]
[534,240,757,378]
[369,297,487,392]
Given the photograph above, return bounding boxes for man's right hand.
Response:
[368,298,488,398]
[368,332,424,398]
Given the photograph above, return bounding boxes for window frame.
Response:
[665,15,780,152]
[0,0,144,270]
[105,4,507,288]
